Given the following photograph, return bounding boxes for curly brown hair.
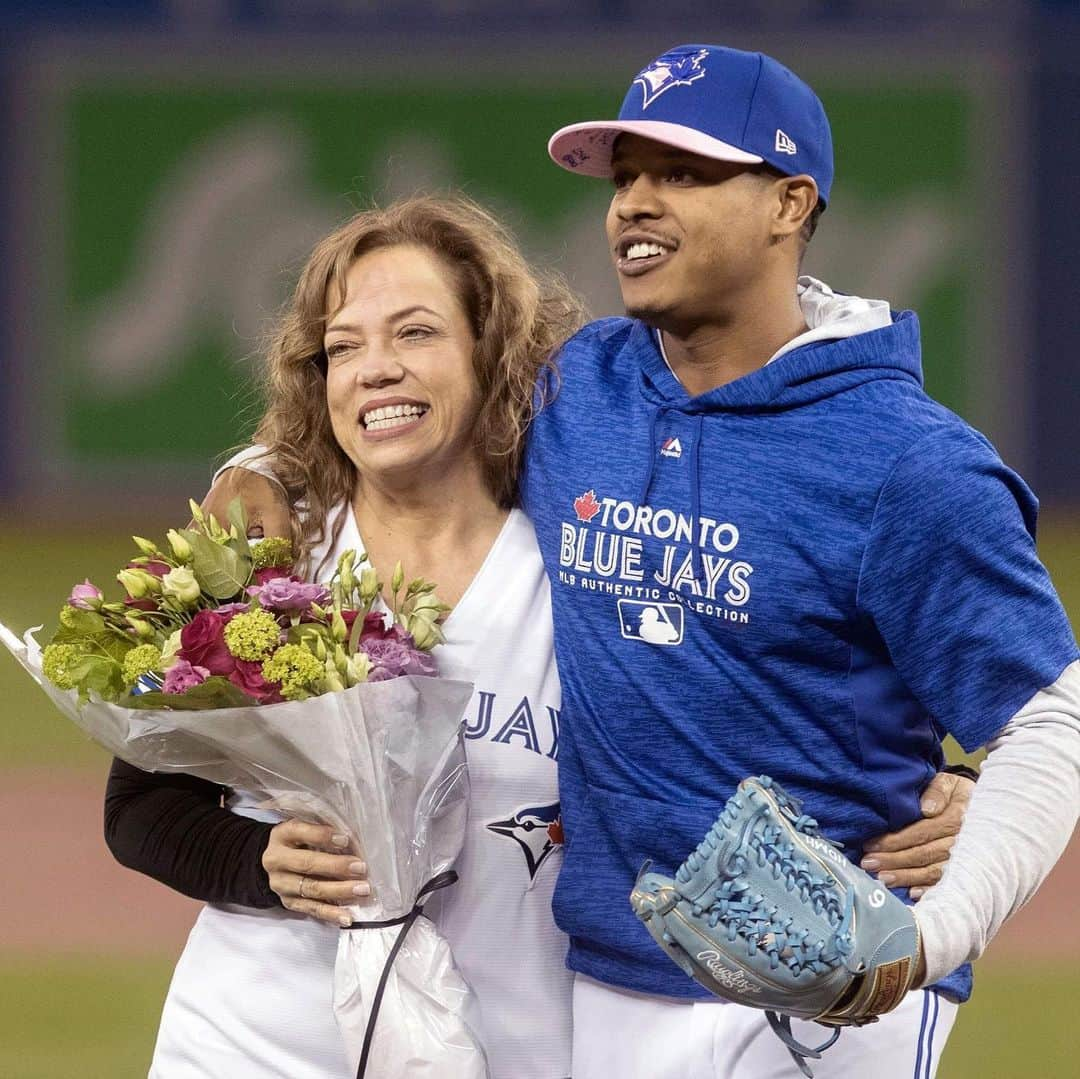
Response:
[251,194,588,566]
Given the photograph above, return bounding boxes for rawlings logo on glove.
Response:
[630,776,922,1078]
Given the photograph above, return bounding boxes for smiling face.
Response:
[605,134,783,334]
[323,243,483,491]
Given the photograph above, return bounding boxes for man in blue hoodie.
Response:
[527,43,1080,1078]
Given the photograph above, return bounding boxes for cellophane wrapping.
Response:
[0,621,489,1078]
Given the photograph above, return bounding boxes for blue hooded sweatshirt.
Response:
[520,308,1078,1002]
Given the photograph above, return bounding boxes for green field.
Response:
[0,956,175,1079]
[0,956,1075,1077]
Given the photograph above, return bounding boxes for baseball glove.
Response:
[630,776,922,1077]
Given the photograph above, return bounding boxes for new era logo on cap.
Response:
[775,129,797,155]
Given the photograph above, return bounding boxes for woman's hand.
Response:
[201,467,292,542]
[859,771,976,898]
[263,819,371,926]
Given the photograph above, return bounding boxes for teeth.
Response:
[626,242,666,261]
[363,403,427,430]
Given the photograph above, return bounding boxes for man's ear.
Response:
[771,174,819,241]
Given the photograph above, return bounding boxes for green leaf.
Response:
[52,609,107,639]
[119,676,259,711]
[51,611,139,663]
[227,498,253,562]
[69,654,125,703]
[98,634,137,664]
[183,529,252,600]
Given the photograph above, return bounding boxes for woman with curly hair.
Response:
[106,195,585,1079]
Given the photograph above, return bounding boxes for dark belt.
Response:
[345,869,460,1078]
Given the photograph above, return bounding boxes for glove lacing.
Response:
[675,782,855,977]
[673,780,858,1077]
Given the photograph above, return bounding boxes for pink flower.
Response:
[179,610,234,675]
[214,602,251,622]
[229,659,283,704]
[358,611,392,640]
[247,576,331,613]
[363,633,438,681]
[162,659,211,694]
[68,580,103,610]
[129,559,171,578]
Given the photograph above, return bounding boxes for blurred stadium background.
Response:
[0,1,1077,1075]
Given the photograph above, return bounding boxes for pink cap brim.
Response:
[548,120,763,177]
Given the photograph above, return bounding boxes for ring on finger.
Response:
[299,875,312,900]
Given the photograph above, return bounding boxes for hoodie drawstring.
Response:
[689,413,703,582]
[638,406,705,584]
[638,404,664,507]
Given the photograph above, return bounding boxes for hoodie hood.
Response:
[630,278,923,567]
[638,276,922,414]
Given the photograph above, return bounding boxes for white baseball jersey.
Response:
[151,504,572,1078]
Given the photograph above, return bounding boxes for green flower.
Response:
[58,605,81,629]
[224,608,282,661]
[165,529,193,563]
[402,591,450,650]
[252,537,293,571]
[42,643,82,690]
[121,644,163,687]
[262,644,323,701]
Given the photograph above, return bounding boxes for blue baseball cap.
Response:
[548,44,834,206]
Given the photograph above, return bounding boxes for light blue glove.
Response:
[631,775,921,1078]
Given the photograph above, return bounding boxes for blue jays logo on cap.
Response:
[487,801,563,881]
[635,46,709,109]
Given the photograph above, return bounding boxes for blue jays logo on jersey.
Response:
[635,47,709,109]
[487,801,563,881]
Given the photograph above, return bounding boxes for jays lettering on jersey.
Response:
[521,314,1079,1001]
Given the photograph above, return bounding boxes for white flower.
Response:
[346,651,372,686]
[161,629,183,665]
[162,565,201,606]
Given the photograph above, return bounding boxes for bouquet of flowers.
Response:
[37,500,446,708]
[0,501,489,1079]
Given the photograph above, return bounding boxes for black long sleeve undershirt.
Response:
[104,758,281,909]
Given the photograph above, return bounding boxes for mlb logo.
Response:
[618,600,685,645]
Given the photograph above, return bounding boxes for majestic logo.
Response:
[487,802,564,881]
[775,129,797,155]
[618,599,685,645]
[635,47,709,109]
[660,437,683,459]
[574,489,602,523]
